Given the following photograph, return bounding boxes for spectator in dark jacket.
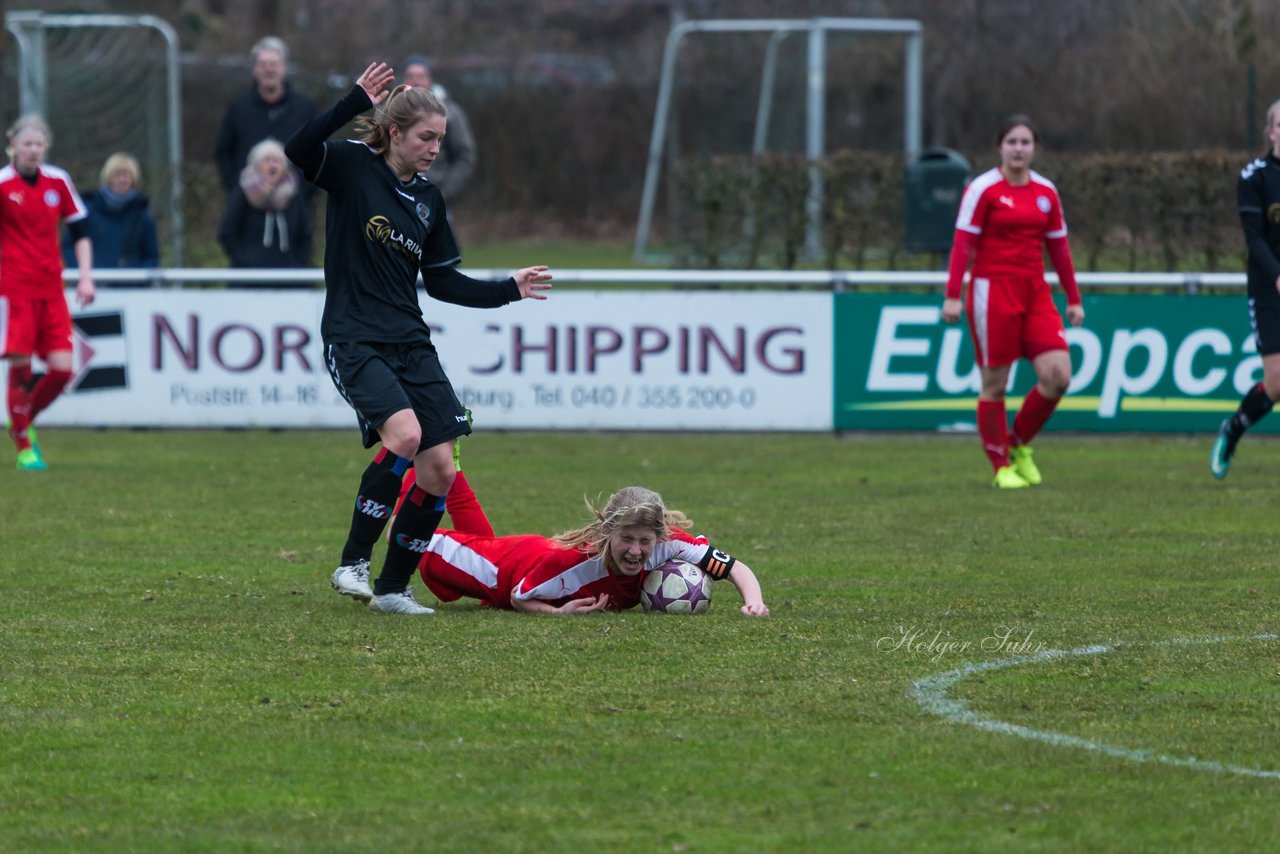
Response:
[214,36,317,192]
[218,138,314,285]
[62,151,159,281]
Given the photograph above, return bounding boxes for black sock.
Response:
[1229,382,1275,437]
[373,483,445,595]
[340,450,410,565]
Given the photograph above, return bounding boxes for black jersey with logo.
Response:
[286,85,518,346]
[314,138,459,344]
[1238,153,1280,298]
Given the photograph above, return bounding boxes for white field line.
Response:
[909,633,1280,780]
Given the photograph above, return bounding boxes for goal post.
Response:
[4,11,185,265]
[634,16,923,262]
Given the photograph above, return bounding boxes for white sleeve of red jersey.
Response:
[654,529,711,567]
[953,168,1001,235]
[46,165,88,223]
[1031,171,1067,239]
[661,528,735,580]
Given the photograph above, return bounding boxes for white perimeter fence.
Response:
[25,267,1250,433]
[72,268,1247,292]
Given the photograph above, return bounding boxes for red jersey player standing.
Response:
[1,115,95,470]
[941,114,1085,489]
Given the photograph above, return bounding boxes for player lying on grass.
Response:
[385,467,770,616]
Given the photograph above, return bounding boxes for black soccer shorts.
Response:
[325,339,473,452]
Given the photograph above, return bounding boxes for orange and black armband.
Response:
[697,548,736,580]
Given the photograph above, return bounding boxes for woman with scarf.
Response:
[62,152,159,282]
[217,138,314,286]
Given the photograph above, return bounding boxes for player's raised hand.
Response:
[356,62,396,106]
[513,265,553,301]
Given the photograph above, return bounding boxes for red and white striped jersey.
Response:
[0,163,88,297]
[425,526,718,611]
[953,167,1066,278]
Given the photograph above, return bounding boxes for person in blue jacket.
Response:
[62,152,159,280]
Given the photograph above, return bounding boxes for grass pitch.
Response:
[2,429,1278,852]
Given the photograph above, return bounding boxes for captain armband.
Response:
[697,547,736,580]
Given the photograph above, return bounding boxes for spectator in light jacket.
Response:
[217,138,314,286]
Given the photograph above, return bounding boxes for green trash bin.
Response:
[903,148,971,252]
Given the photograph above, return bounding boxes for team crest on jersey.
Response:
[44,189,60,207]
[416,203,431,226]
[1036,195,1051,214]
[1268,203,1280,224]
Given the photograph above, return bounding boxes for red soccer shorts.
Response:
[418,546,499,606]
[965,273,1067,368]
[0,292,74,359]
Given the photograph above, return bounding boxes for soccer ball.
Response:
[640,560,712,614]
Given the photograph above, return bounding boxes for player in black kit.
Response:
[1212,98,1280,479]
[285,62,552,614]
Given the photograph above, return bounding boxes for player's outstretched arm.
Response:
[727,561,769,617]
[512,266,553,301]
[511,593,611,615]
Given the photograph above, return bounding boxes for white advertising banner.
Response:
[21,289,832,431]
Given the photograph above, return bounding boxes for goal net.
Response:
[4,12,183,265]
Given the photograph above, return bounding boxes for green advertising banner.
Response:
[834,292,1272,433]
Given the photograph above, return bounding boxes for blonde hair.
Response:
[100,152,141,186]
[1265,99,1280,152]
[552,486,693,555]
[6,114,52,157]
[354,84,447,157]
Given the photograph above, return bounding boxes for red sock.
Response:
[7,363,34,450]
[28,369,73,422]
[444,470,495,537]
[1011,386,1060,447]
[977,399,1009,472]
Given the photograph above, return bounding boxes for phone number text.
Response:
[531,384,758,410]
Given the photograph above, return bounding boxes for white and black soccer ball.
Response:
[640,560,712,614]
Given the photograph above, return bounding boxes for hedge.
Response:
[672,149,1252,272]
